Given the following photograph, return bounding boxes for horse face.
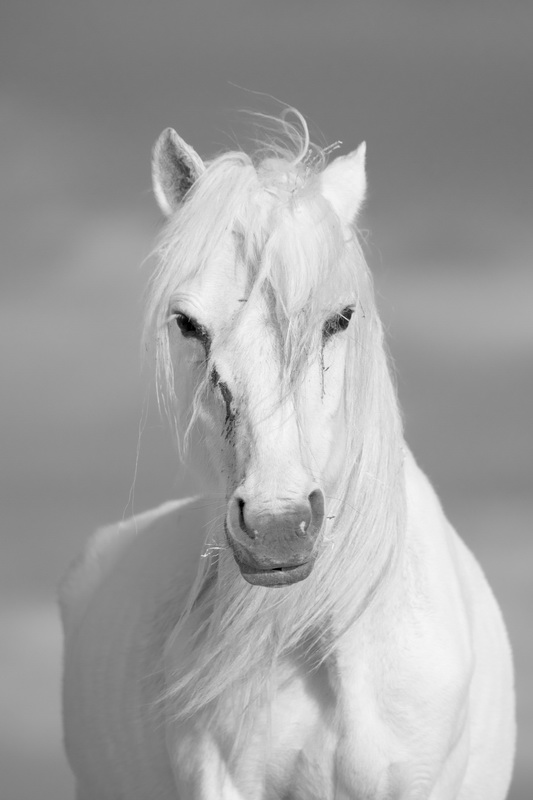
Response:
[169,251,357,587]
[154,126,366,586]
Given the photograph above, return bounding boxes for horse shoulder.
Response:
[59,498,201,633]
[444,523,516,798]
[60,496,209,800]
[398,453,478,702]
[404,450,513,700]
[355,451,514,798]
[333,455,481,797]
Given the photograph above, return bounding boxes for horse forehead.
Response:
[210,301,283,385]
[222,300,279,358]
[177,254,247,314]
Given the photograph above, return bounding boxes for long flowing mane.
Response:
[145,112,407,734]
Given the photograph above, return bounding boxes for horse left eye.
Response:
[322,307,354,341]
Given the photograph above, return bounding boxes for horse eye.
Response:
[322,307,354,341]
[175,312,205,341]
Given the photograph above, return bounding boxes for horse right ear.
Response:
[152,128,205,216]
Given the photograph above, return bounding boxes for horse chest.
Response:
[168,663,339,800]
[263,666,339,799]
[260,664,407,800]
[169,656,397,800]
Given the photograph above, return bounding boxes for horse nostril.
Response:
[308,488,325,531]
[237,498,246,530]
[237,497,256,539]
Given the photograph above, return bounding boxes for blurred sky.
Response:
[1,2,532,798]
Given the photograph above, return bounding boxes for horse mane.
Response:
[145,111,407,735]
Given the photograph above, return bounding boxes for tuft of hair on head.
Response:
[237,106,332,188]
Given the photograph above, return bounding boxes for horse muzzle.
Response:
[225,488,325,587]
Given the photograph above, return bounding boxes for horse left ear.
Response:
[152,128,205,217]
[320,142,366,224]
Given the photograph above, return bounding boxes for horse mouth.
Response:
[237,560,314,587]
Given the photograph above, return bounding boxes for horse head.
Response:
[149,114,371,587]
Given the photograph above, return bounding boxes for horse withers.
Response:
[60,112,515,800]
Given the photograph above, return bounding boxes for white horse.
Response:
[60,112,515,800]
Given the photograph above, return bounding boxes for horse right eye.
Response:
[175,313,202,339]
[173,313,211,353]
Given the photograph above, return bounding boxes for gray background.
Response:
[1,1,531,797]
